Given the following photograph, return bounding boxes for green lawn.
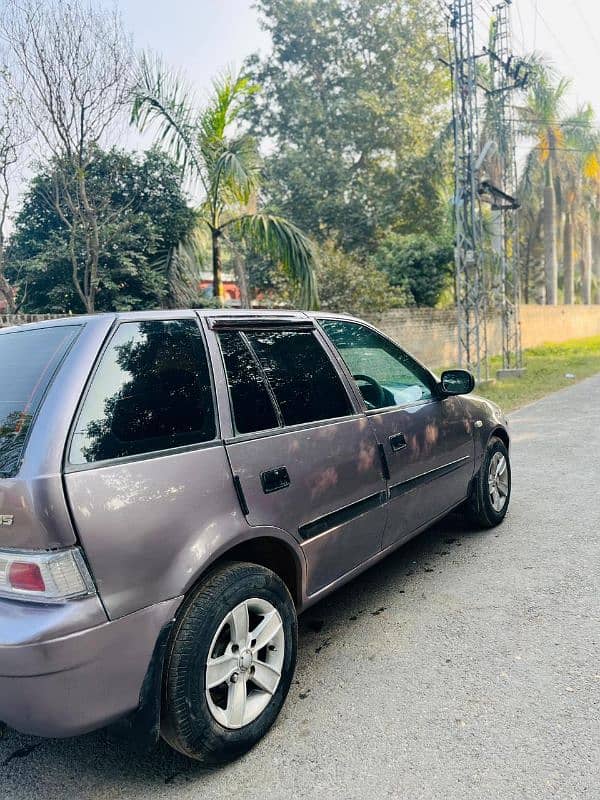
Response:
[474,335,600,412]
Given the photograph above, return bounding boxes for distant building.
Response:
[197,271,241,305]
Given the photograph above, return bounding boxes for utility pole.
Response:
[488,0,525,375]
[445,0,526,381]
[449,0,488,382]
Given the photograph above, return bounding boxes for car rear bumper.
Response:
[0,596,182,738]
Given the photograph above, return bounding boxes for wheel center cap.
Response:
[239,649,253,671]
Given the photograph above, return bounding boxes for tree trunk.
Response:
[543,162,558,304]
[563,211,574,304]
[582,216,592,304]
[211,228,224,305]
[593,223,600,304]
[233,252,251,308]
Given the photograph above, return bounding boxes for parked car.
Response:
[0,310,510,764]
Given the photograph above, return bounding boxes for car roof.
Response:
[0,308,364,335]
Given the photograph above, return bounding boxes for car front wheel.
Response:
[465,436,511,528]
[161,562,298,765]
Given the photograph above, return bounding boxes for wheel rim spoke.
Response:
[251,660,281,695]
[251,610,282,652]
[206,654,238,689]
[226,675,247,728]
[229,601,249,645]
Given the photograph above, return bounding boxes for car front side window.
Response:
[319,319,434,410]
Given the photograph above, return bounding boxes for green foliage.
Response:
[315,242,406,314]
[131,57,318,308]
[7,148,196,313]
[245,0,451,255]
[372,233,453,307]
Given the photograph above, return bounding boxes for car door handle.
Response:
[389,432,407,452]
[260,466,291,494]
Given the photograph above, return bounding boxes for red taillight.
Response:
[8,561,46,592]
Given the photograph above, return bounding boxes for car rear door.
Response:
[206,316,388,597]
[318,318,474,548]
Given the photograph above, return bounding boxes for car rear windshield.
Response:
[0,325,80,477]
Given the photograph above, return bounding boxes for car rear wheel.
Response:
[161,562,297,765]
[464,437,511,528]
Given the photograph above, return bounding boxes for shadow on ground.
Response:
[0,511,495,790]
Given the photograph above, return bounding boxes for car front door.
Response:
[318,318,474,549]
[206,318,388,597]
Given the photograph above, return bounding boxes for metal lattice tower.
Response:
[449,0,488,382]
[490,1,523,372]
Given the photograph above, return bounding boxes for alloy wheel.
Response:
[488,451,509,512]
[205,598,285,729]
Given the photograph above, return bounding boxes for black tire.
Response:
[161,561,297,765]
[464,436,511,528]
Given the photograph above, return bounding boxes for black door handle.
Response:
[389,432,407,452]
[260,466,291,494]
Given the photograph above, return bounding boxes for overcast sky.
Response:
[114,0,600,118]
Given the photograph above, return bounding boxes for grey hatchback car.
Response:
[0,309,510,764]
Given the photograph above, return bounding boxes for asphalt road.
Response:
[1,374,599,800]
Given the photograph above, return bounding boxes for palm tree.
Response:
[520,65,571,304]
[131,55,318,308]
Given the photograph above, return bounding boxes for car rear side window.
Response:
[69,319,216,465]
[217,331,280,434]
[244,330,353,427]
[0,325,80,477]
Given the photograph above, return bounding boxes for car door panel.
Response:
[318,318,474,549]
[209,322,388,597]
[226,418,388,596]
[368,396,473,548]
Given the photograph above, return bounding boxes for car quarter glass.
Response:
[69,319,216,464]
[318,318,434,409]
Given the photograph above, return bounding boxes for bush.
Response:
[373,233,454,307]
[315,242,407,314]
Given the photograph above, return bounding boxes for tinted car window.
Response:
[245,330,353,426]
[0,325,80,477]
[70,320,215,464]
[217,331,280,434]
[319,319,434,409]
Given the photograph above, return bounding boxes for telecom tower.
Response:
[488,1,524,374]
[447,0,524,381]
[449,0,488,382]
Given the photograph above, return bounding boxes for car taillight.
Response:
[0,548,95,603]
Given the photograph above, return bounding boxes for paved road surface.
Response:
[1,374,599,800]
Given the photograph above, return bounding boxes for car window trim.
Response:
[63,317,220,471]
[223,412,365,446]
[207,317,314,332]
[63,437,223,474]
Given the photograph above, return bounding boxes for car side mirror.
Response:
[439,369,475,396]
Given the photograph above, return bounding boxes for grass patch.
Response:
[475,335,600,412]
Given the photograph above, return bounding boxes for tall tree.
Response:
[521,66,571,304]
[0,76,26,312]
[0,0,132,312]
[131,57,318,308]
[7,148,197,313]
[244,0,450,255]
